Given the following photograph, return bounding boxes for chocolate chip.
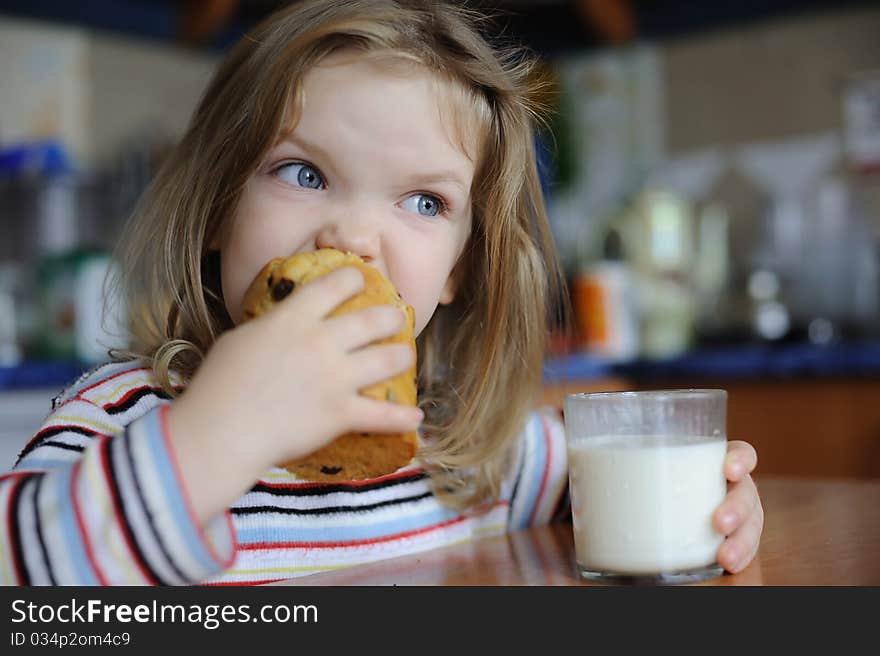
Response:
[360,432,370,437]
[267,275,273,288]
[272,278,295,301]
[321,465,342,475]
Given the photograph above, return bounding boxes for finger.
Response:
[324,305,407,352]
[717,504,764,573]
[724,440,758,481]
[276,266,365,319]
[713,475,759,535]
[347,343,416,390]
[345,396,424,435]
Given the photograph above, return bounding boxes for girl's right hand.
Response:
[165,266,421,520]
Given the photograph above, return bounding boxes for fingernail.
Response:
[729,461,744,478]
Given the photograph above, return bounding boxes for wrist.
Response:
[166,397,274,494]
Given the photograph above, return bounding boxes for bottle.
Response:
[630,189,697,360]
[38,248,127,363]
[747,269,791,342]
[693,202,732,343]
[572,228,639,361]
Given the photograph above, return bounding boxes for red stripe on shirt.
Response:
[4,476,26,585]
[203,578,287,587]
[237,500,509,551]
[158,405,237,569]
[0,470,40,484]
[101,384,165,413]
[29,423,105,442]
[72,366,152,400]
[257,466,426,490]
[99,383,185,414]
[70,460,110,586]
[97,436,158,584]
[18,423,109,464]
[527,415,553,527]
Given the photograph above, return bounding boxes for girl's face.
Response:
[218,54,475,337]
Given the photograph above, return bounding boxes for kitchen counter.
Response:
[0,360,86,391]
[540,343,880,480]
[5,344,880,478]
[5,341,880,392]
[544,341,880,384]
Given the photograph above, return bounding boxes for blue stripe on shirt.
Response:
[139,410,221,577]
[512,414,547,530]
[14,459,76,471]
[54,466,100,585]
[235,503,461,544]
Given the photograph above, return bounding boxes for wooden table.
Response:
[276,476,880,585]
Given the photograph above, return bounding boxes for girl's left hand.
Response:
[714,440,764,573]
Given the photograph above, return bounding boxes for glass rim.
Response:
[565,389,727,403]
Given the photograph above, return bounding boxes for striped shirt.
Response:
[0,360,570,585]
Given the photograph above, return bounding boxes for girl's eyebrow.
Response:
[404,171,470,195]
[275,132,333,163]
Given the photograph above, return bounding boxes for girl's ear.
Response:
[439,240,471,305]
[208,226,223,251]
[438,258,465,305]
[438,275,457,305]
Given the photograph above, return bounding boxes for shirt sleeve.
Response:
[1,399,236,585]
[507,407,570,530]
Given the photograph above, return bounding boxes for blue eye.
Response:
[275,162,324,189]
[401,193,446,217]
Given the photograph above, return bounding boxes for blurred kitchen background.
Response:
[2,0,880,477]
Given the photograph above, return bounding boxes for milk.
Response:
[567,435,727,575]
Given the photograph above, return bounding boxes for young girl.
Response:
[0,0,762,585]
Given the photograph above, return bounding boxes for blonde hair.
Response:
[111,0,567,510]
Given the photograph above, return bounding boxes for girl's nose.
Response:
[314,211,381,263]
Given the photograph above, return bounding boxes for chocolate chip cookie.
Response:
[241,248,418,481]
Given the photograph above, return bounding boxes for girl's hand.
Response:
[713,440,764,574]
[166,266,422,521]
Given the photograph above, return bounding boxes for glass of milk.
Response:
[563,390,727,584]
